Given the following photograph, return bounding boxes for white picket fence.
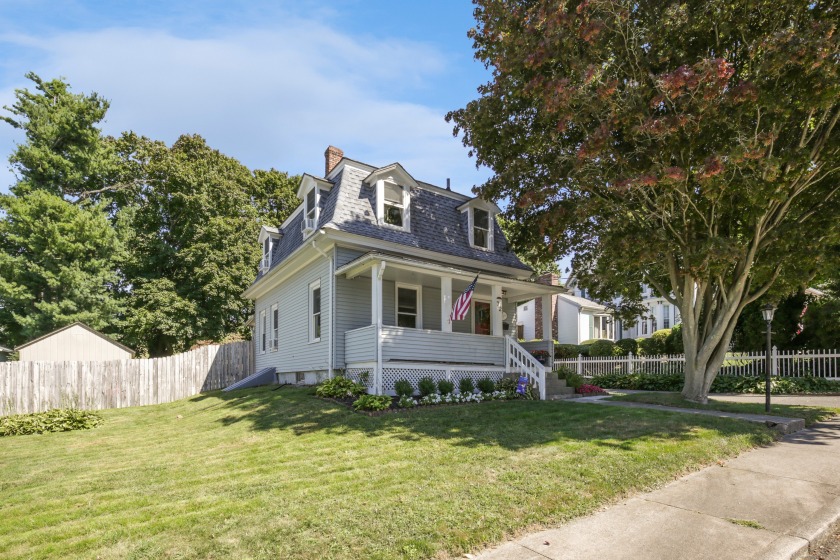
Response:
[554,347,840,379]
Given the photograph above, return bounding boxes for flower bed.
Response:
[576,384,609,396]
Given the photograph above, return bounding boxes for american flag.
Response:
[450,275,479,321]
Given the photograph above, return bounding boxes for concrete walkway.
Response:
[474,417,840,560]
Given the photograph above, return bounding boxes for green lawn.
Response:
[609,392,840,426]
[1,386,780,560]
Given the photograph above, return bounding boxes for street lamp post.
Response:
[761,304,776,413]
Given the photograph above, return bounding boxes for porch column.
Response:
[541,293,552,342]
[371,262,384,395]
[491,284,503,336]
[440,276,452,332]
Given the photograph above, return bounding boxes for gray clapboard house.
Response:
[242,147,563,398]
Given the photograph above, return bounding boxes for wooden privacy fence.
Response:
[554,347,840,379]
[0,340,254,416]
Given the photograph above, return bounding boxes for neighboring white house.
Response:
[617,284,682,339]
[16,322,135,362]
[243,146,563,397]
[516,279,616,345]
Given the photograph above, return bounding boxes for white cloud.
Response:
[0,18,488,195]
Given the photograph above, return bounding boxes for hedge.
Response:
[590,373,840,394]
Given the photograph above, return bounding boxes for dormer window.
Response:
[458,197,500,252]
[375,180,410,231]
[383,182,405,227]
[306,187,318,221]
[473,208,490,249]
[258,226,281,274]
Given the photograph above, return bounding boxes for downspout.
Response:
[376,261,386,395]
[311,238,333,379]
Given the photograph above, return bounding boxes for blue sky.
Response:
[0,0,492,195]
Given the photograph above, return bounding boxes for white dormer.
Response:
[364,163,418,232]
[258,226,282,274]
[457,198,501,251]
[296,174,333,237]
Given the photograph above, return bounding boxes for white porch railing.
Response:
[554,347,840,379]
[505,336,546,400]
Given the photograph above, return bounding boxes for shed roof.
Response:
[557,293,609,313]
[16,322,135,356]
[0,344,10,353]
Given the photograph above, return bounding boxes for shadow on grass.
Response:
[189,386,777,452]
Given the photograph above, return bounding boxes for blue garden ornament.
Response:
[516,375,529,395]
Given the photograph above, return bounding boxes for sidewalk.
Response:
[474,416,840,560]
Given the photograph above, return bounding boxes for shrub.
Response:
[555,343,586,359]
[496,377,517,392]
[394,379,414,398]
[577,384,609,395]
[417,376,437,397]
[590,372,840,395]
[615,338,638,356]
[458,377,476,395]
[397,395,416,408]
[579,339,600,345]
[352,394,392,411]
[437,379,455,395]
[665,324,683,354]
[476,377,496,393]
[0,408,103,437]
[315,377,367,399]
[638,329,672,355]
[556,365,584,389]
[589,339,617,357]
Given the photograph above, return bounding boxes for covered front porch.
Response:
[334,252,563,397]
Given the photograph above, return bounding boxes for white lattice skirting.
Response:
[346,362,506,395]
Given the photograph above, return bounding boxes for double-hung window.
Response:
[306,188,318,221]
[309,280,321,342]
[383,182,405,227]
[260,309,267,354]
[271,304,279,351]
[396,285,421,329]
[663,304,670,329]
[472,208,491,249]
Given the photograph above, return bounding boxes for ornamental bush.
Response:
[352,394,392,411]
[394,379,414,398]
[556,366,584,389]
[437,379,455,395]
[589,339,618,357]
[397,395,416,408]
[476,377,496,393]
[315,377,367,399]
[615,338,638,356]
[555,343,586,359]
[496,377,517,392]
[458,377,476,395]
[590,373,840,394]
[417,377,436,397]
[0,408,103,437]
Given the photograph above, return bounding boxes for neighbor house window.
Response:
[271,303,279,351]
[641,317,649,335]
[594,316,613,339]
[260,309,267,354]
[663,304,670,329]
[472,208,491,249]
[309,280,321,342]
[396,285,421,329]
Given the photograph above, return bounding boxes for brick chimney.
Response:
[534,272,559,341]
[324,146,344,176]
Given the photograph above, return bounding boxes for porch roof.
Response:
[335,251,565,301]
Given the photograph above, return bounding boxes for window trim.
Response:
[466,207,495,251]
[376,180,410,232]
[395,283,422,329]
[309,279,322,343]
[260,309,267,354]
[270,303,279,352]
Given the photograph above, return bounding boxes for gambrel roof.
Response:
[257,158,531,282]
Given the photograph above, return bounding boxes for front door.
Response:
[474,300,491,335]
